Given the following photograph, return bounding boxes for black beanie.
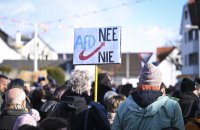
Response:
[181,78,196,92]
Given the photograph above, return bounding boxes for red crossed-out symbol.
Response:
[79,42,105,60]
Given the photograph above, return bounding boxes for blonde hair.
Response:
[106,94,126,112]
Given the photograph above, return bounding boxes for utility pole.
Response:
[126,53,130,80]
[34,23,38,72]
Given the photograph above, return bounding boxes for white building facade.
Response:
[19,37,58,60]
[180,2,199,78]
[157,48,182,87]
[0,38,22,63]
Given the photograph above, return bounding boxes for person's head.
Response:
[43,84,55,101]
[48,76,56,86]
[54,85,68,101]
[31,88,45,101]
[106,94,126,113]
[13,109,40,130]
[39,117,69,130]
[98,73,112,87]
[193,82,200,97]
[68,70,91,96]
[7,78,25,90]
[181,78,196,92]
[116,84,123,94]
[104,90,118,107]
[137,63,162,90]
[118,83,133,97]
[5,88,26,109]
[38,76,46,87]
[24,82,31,95]
[0,74,9,93]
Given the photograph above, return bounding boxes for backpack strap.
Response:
[185,101,194,118]
[190,119,200,128]
[84,106,90,130]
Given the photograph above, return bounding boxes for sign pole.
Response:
[94,65,98,102]
[73,27,121,101]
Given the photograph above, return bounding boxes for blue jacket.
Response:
[112,95,184,130]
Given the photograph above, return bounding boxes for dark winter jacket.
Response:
[40,100,58,120]
[0,108,27,130]
[0,92,3,114]
[81,92,110,130]
[52,90,110,130]
[179,92,200,123]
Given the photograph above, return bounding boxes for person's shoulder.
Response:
[89,101,107,116]
[115,96,131,113]
[165,95,179,102]
[161,95,180,109]
[40,100,58,112]
[88,101,110,130]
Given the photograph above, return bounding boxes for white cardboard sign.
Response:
[73,26,121,65]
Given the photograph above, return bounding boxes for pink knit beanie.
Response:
[12,109,40,130]
[138,63,162,87]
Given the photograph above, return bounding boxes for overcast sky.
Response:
[0,0,186,61]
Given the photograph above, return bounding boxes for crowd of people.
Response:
[0,63,200,130]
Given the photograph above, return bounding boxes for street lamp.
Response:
[185,24,200,78]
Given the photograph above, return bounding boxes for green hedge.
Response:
[42,66,65,84]
[0,66,12,74]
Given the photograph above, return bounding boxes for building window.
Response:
[195,30,199,40]
[189,53,198,65]
[185,55,187,66]
[185,10,188,19]
[185,32,187,43]
[188,30,193,41]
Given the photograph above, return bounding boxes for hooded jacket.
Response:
[51,90,110,130]
[52,90,88,130]
[111,92,184,130]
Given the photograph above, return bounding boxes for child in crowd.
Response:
[106,94,126,128]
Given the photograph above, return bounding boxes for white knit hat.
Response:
[138,63,162,86]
